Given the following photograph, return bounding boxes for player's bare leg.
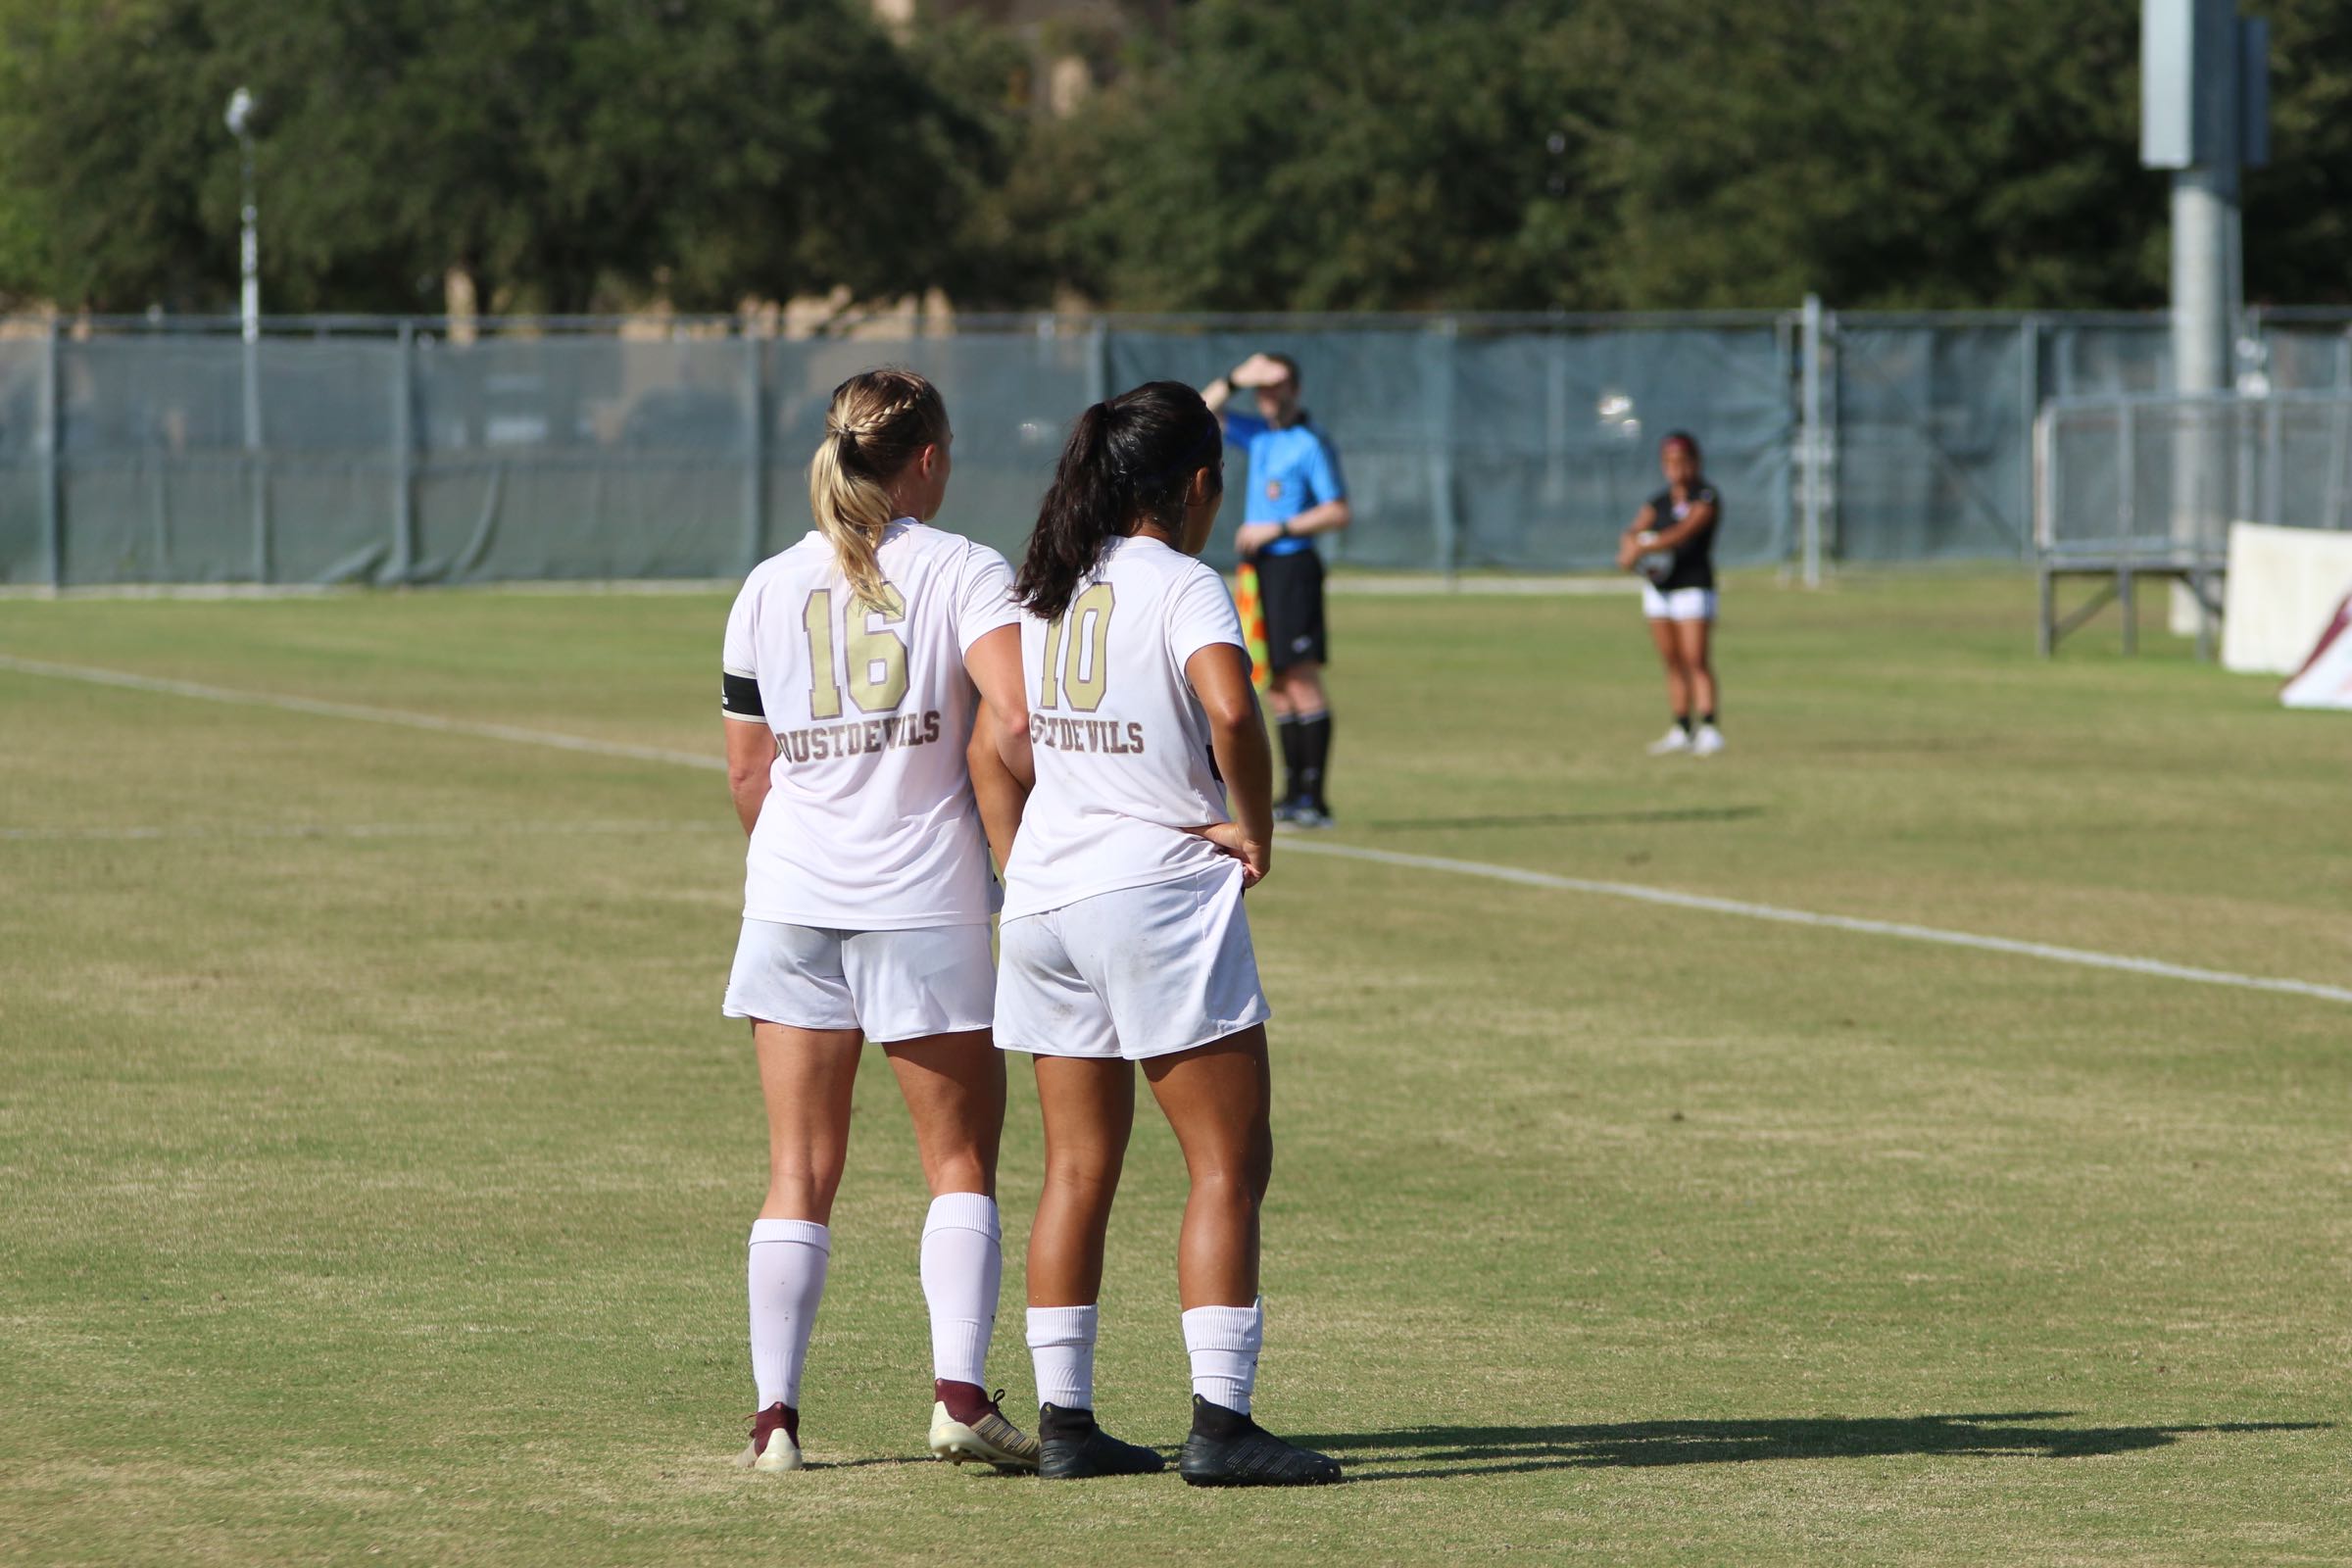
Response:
[1674,619,1722,755]
[1024,1055,1161,1478]
[1145,1028,1339,1486]
[1029,1056,1134,1306]
[1645,617,1694,754]
[739,1021,862,1472]
[884,1031,1037,1471]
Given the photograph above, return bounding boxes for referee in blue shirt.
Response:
[1204,352,1351,827]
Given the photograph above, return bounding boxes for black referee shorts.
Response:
[1254,548,1327,671]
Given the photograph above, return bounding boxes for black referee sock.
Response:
[1276,714,1304,804]
[1296,711,1332,813]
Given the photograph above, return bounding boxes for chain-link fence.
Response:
[2037,390,2352,565]
[3,309,2349,588]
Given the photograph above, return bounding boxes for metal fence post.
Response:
[2327,331,2352,528]
[244,329,270,583]
[2034,402,2056,656]
[1086,320,1108,406]
[1426,318,1459,581]
[2126,409,2144,658]
[2261,390,2281,524]
[1799,293,1824,587]
[40,318,63,590]
[2018,315,2041,561]
[741,329,765,573]
[391,320,416,583]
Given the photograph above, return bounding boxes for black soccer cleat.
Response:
[1037,1403,1166,1480]
[1177,1396,1343,1487]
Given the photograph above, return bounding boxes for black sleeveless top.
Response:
[1643,483,1720,592]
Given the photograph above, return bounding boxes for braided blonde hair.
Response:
[807,368,950,611]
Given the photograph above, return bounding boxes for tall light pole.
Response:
[224,87,259,343]
[224,86,268,577]
[2142,0,2267,645]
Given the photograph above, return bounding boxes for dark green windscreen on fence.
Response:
[0,314,2346,587]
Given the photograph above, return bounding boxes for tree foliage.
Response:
[0,0,997,313]
[1,0,2346,315]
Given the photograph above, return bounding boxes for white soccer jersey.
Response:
[1000,534,1249,921]
[721,519,1019,929]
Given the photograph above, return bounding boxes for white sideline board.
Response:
[2222,521,2352,674]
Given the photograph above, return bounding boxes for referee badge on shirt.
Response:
[1265,480,1282,501]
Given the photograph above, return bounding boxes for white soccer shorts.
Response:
[722,920,996,1043]
[995,861,1271,1062]
[1641,584,1718,622]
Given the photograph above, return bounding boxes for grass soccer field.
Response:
[2,570,2347,1566]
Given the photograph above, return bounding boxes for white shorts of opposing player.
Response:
[995,860,1270,1061]
[723,920,996,1040]
[1641,584,1718,622]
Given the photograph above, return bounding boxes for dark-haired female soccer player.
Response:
[1615,430,1725,756]
[976,381,1342,1486]
[719,368,1040,1474]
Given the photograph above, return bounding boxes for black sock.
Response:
[1296,711,1332,812]
[1276,714,1303,804]
[1701,710,1717,728]
[1676,712,1694,735]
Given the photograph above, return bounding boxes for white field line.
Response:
[7,653,2346,1008]
[0,654,724,771]
[1280,840,2352,1007]
[1,819,729,844]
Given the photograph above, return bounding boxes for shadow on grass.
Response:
[1294,1413,2329,1484]
[1361,806,1766,832]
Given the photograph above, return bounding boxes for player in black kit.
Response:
[1616,430,1724,757]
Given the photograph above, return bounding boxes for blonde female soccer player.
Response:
[719,368,1039,1474]
[1615,430,1725,756]
[980,381,1341,1487]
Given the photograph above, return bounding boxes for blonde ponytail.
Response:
[808,369,950,611]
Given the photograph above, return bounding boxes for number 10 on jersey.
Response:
[1038,583,1114,712]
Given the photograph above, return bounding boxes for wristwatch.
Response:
[1276,520,1294,539]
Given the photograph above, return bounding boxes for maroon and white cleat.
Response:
[734,1401,803,1472]
[928,1381,1041,1471]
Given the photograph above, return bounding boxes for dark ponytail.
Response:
[1015,380,1223,622]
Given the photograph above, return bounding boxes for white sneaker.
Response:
[1691,724,1725,757]
[1646,725,1692,756]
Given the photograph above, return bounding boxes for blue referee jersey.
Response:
[1223,411,1346,559]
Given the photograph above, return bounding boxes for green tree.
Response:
[1586,0,2164,309]
[0,0,1000,314]
[1032,0,1613,312]
[2243,0,2352,305]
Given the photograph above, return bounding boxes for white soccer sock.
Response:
[1182,1297,1264,1415]
[748,1218,830,1410]
[919,1193,1002,1388]
[1026,1304,1100,1412]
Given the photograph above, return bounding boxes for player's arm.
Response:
[960,624,1032,870]
[1645,495,1718,551]
[1204,354,1282,425]
[724,713,777,836]
[1277,498,1351,539]
[1616,502,1660,572]
[967,709,1026,873]
[1186,643,1274,888]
